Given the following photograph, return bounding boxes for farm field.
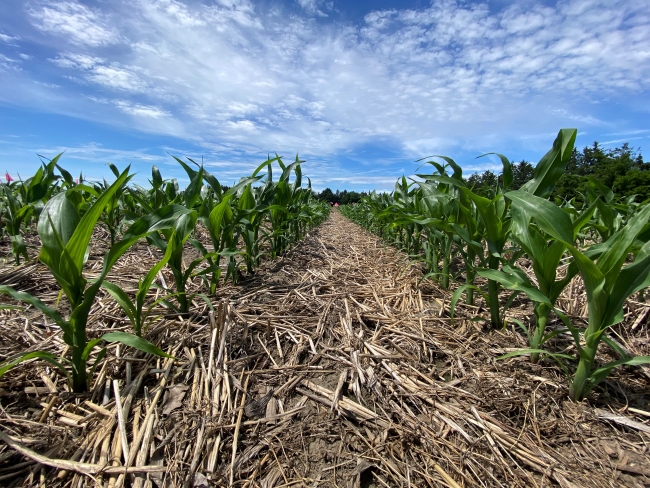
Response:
[3,0,650,484]
[1,132,650,487]
[1,210,649,487]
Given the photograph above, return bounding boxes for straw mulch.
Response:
[1,211,650,487]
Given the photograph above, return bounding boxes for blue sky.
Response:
[0,0,649,191]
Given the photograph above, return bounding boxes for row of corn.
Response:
[0,154,330,393]
[340,129,650,402]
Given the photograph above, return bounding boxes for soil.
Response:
[0,210,649,487]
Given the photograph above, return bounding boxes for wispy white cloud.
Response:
[296,0,332,17]
[600,136,646,145]
[113,100,170,119]
[549,109,610,127]
[0,32,19,44]
[604,129,650,136]
[0,53,21,70]
[51,54,151,92]
[0,0,647,189]
[28,1,120,47]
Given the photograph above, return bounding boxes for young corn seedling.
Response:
[441,129,577,329]
[0,167,190,393]
[102,230,176,336]
[506,191,650,401]
[486,193,596,363]
[74,163,135,246]
[421,155,513,329]
[1,155,61,264]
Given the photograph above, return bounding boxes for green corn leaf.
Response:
[166,179,179,201]
[202,172,222,197]
[505,317,531,341]
[55,163,74,186]
[238,185,255,211]
[152,165,163,188]
[597,204,650,290]
[74,184,101,197]
[146,232,168,254]
[102,332,174,358]
[225,175,264,196]
[37,192,79,264]
[81,338,104,362]
[208,195,233,244]
[565,244,607,331]
[416,174,466,188]
[0,285,70,338]
[0,351,71,385]
[3,184,19,217]
[135,235,176,318]
[9,235,29,263]
[602,242,650,328]
[182,254,215,283]
[552,308,585,356]
[25,166,49,203]
[128,188,154,214]
[594,198,615,233]
[293,156,302,190]
[571,200,598,239]
[189,238,210,256]
[541,328,571,344]
[459,188,502,247]
[588,355,650,391]
[251,155,281,178]
[477,268,552,306]
[173,211,197,245]
[184,165,204,208]
[587,176,614,204]
[102,281,137,328]
[601,335,631,359]
[104,204,193,272]
[505,191,573,243]
[108,163,120,178]
[172,156,198,180]
[477,153,513,190]
[276,153,286,171]
[450,284,487,323]
[415,155,463,181]
[521,129,577,198]
[542,241,569,294]
[62,167,131,280]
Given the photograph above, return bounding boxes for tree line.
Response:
[466,142,650,202]
[315,188,369,204]
[315,141,649,204]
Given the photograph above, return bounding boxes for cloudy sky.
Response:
[0,0,648,191]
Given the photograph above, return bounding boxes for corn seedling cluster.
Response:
[0,153,329,392]
[341,129,650,401]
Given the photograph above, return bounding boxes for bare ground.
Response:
[0,210,650,487]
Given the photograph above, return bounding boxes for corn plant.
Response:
[1,155,61,264]
[504,191,650,400]
[148,211,203,313]
[72,163,135,246]
[419,155,513,328]
[101,230,176,336]
[435,129,577,328]
[484,194,596,362]
[128,165,181,218]
[0,167,189,392]
[231,182,265,275]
